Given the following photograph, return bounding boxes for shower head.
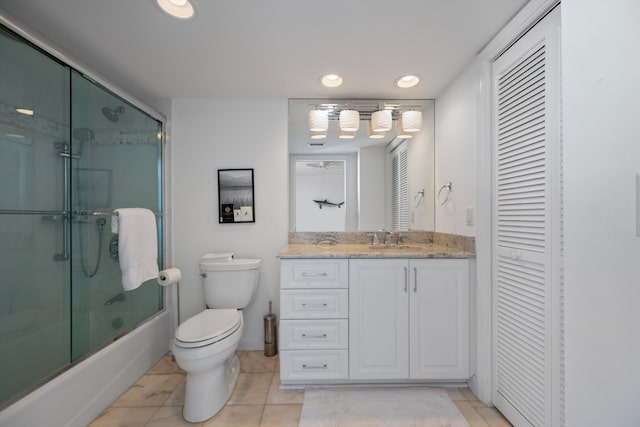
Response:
[102,106,125,122]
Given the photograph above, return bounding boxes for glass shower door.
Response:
[0,23,164,408]
[70,72,163,360]
[0,26,71,404]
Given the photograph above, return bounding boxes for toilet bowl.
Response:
[171,254,261,423]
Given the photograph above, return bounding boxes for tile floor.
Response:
[89,351,512,427]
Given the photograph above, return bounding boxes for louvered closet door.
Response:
[492,7,561,427]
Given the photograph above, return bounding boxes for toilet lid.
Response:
[175,309,241,346]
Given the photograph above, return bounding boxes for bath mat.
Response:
[300,387,469,427]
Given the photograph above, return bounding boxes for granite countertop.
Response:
[278,243,475,259]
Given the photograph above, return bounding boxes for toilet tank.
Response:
[199,254,261,309]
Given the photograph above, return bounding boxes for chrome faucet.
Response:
[384,230,394,245]
[370,232,381,245]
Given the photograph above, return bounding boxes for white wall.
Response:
[434,64,477,237]
[562,1,640,425]
[171,98,288,349]
[409,102,436,231]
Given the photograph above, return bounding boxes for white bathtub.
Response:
[0,311,170,427]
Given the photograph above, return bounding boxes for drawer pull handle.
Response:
[302,333,328,338]
[404,267,408,293]
[301,303,328,308]
[302,364,328,370]
[302,272,328,277]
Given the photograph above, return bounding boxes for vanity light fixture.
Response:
[401,110,423,133]
[306,102,422,140]
[320,74,344,88]
[339,109,360,132]
[156,0,196,19]
[308,109,329,132]
[395,75,420,89]
[371,109,392,132]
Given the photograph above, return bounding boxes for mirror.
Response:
[289,99,435,232]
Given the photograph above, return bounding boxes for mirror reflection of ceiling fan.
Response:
[305,161,343,170]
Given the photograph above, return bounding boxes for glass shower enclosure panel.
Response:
[0,26,71,403]
[1,23,164,408]
[70,72,163,360]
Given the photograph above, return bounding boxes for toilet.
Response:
[171,253,261,423]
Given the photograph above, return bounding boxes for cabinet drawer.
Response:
[281,259,348,289]
[280,289,348,319]
[280,350,348,381]
[279,319,348,350]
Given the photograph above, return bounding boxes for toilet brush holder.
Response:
[264,301,277,357]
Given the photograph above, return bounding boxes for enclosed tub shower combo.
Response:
[0,21,166,424]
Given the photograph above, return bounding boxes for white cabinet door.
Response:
[349,259,409,380]
[410,259,469,380]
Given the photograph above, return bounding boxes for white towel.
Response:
[111,208,159,291]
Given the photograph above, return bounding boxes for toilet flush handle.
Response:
[200,273,207,278]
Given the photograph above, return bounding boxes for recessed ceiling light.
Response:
[320,74,344,88]
[155,0,196,19]
[395,75,420,89]
[16,108,34,116]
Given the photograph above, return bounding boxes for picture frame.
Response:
[218,169,255,223]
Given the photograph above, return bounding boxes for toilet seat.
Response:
[174,309,241,348]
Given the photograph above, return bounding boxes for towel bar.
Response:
[83,210,164,217]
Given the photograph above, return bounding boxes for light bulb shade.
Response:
[395,119,414,139]
[401,110,422,133]
[371,110,392,132]
[310,130,327,139]
[339,109,360,132]
[308,109,329,132]
[338,127,357,139]
[368,121,385,139]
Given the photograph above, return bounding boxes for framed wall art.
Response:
[218,169,255,223]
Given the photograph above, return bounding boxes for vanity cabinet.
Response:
[279,259,349,382]
[279,257,469,383]
[349,258,469,380]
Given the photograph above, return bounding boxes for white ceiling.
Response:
[0,0,527,106]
